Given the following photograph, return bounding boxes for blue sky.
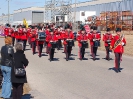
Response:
[0,0,91,15]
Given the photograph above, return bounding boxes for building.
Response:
[0,0,133,25]
[13,7,45,25]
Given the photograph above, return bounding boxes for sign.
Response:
[55,15,65,22]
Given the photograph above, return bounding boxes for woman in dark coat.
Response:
[11,42,29,99]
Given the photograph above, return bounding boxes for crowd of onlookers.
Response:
[0,36,29,99]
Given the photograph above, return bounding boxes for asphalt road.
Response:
[0,38,133,99]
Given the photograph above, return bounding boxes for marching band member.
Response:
[11,25,16,46]
[4,24,10,37]
[103,28,113,61]
[56,27,62,50]
[63,24,74,61]
[45,26,50,54]
[30,26,38,55]
[88,26,94,56]
[89,26,101,61]
[8,25,14,37]
[21,25,27,51]
[17,25,23,42]
[27,25,32,47]
[77,27,88,60]
[46,29,57,61]
[110,28,126,73]
[36,27,45,57]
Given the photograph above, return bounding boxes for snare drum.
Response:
[50,42,57,49]
[93,40,100,47]
[67,40,74,47]
[81,41,88,48]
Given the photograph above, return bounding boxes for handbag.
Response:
[13,58,26,77]
[14,66,26,77]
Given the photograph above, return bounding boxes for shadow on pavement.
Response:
[90,58,100,60]
[53,58,59,61]
[70,54,77,56]
[41,54,48,56]
[102,58,114,60]
[108,67,124,73]
[22,94,34,99]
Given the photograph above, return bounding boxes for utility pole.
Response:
[74,0,77,31]
[74,0,77,23]
[6,0,10,24]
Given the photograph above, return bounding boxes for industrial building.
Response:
[0,0,132,26]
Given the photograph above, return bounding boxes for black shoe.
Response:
[66,58,68,61]
[49,58,52,62]
[114,69,119,73]
[118,69,121,72]
[93,58,95,61]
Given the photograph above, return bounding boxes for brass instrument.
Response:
[112,34,124,50]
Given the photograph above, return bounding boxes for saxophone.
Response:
[112,34,124,50]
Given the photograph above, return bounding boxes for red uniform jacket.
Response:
[27,28,31,39]
[30,29,37,42]
[103,33,113,46]
[110,34,126,53]
[46,34,58,47]
[11,29,16,37]
[56,31,62,40]
[8,28,14,36]
[17,28,23,39]
[77,34,88,47]
[89,32,101,46]
[4,28,9,36]
[62,31,74,45]
[21,28,27,40]
[45,29,50,35]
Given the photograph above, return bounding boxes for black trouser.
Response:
[79,47,85,59]
[38,44,43,57]
[49,48,55,60]
[32,41,36,54]
[115,53,121,69]
[22,40,27,51]
[65,45,72,59]
[17,39,21,43]
[105,46,110,59]
[12,83,24,99]
[12,37,15,46]
[57,39,62,50]
[93,47,98,59]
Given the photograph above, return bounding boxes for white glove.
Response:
[93,39,96,41]
[122,42,124,46]
[61,40,63,43]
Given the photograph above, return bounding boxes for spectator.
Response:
[0,37,14,99]
[11,42,29,99]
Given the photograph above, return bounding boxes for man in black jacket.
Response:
[0,37,14,99]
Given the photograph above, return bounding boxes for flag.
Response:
[23,18,28,28]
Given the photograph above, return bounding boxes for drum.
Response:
[93,40,100,47]
[81,41,89,48]
[50,42,57,49]
[67,40,74,47]
[38,32,46,41]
